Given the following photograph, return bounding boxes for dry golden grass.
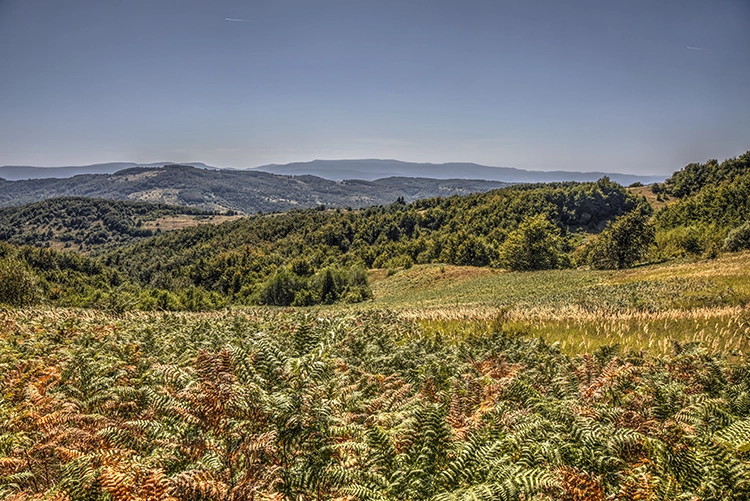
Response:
[626,185,672,211]
[411,305,750,356]
[366,251,750,356]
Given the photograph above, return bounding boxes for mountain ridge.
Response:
[0,162,215,181]
[1,159,664,185]
[253,159,665,185]
[0,164,511,213]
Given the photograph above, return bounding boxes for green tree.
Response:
[258,270,304,306]
[584,210,655,269]
[499,214,562,271]
[0,256,41,307]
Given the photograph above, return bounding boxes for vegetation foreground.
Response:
[2,307,750,500]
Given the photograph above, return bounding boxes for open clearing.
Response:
[365,251,750,355]
[141,214,243,231]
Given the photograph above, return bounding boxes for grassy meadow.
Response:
[365,250,750,356]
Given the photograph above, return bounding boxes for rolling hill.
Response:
[0,164,510,213]
[0,197,218,253]
[0,162,216,180]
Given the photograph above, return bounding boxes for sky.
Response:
[1,0,748,175]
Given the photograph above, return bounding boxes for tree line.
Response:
[2,150,750,310]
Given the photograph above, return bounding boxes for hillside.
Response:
[0,178,644,310]
[255,158,666,185]
[650,151,750,257]
[0,164,509,213]
[0,161,215,180]
[4,306,750,500]
[0,197,222,253]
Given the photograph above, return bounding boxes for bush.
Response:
[0,257,41,307]
[258,270,305,306]
[654,224,724,259]
[723,221,750,252]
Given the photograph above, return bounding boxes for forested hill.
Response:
[651,151,750,256]
[0,197,214,253]
[657,151,750,198]
[1,178,645,310]
[0,163,509,213]
[3,150,750,311]
[98,178,643,307]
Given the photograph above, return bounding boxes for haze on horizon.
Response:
[1,0,748,176]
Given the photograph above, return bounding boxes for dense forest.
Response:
[0,152,749,310]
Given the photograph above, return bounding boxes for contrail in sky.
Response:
[225,18,252,22]
[686,46,704,51]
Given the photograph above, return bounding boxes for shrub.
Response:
[0,257,41,307]
[258,270,305,306]
[652,223,727,259]
[723,221,750,252]
[583,210,654,269]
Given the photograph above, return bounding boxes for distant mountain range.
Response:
[0,162,215,181]
[1,159,665,185]
[0,164,510,213]
[256,159,666,185]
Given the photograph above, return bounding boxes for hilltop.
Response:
[0,162,216,180]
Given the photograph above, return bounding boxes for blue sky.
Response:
[1,0,748,175]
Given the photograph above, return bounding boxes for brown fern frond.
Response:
[580,358,640,403]
[610,467,657,501]
[170,469,228,500]
[137,468,176,501]
[576,354,599,382]
[100,466,135,501]
[554,466,605,501]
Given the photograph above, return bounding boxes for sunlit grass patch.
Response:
[414,306,750,356]
[368,252,750,356]
[369,264,605,308]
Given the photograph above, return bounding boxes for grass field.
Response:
[365,251,750,356]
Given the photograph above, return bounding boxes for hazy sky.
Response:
[1,0,748,174]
